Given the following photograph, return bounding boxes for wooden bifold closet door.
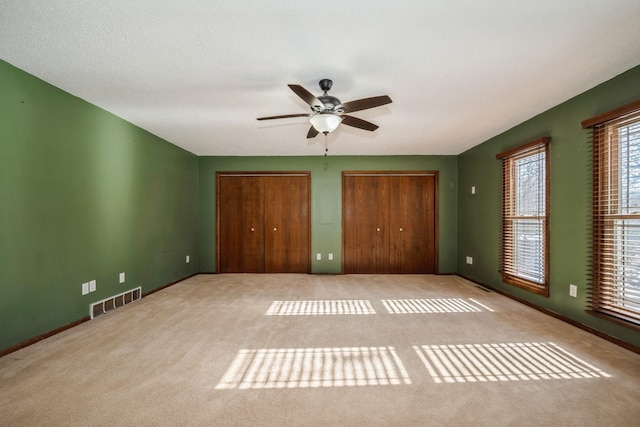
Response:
[217,172,310,273]
[342,172,437,274]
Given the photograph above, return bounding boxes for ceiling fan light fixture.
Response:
[310,113,342,134]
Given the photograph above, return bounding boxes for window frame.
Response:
[496,137,551,296]
[583,100,640,329]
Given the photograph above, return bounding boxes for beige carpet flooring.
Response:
[1,274,639,426]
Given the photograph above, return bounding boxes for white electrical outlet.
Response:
[316,253,322,261]
[471,186,476,195]
[119,272,125,284]
[82,282,89,295]
[328,253,333,261]
[466,256,473,265]
[569,284,577,298]
[186,255,190,263]
[89,280,96,292]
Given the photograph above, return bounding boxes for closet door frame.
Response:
[216,171,311,273]
[341,171,439,274]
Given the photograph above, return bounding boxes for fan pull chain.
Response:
[324,134,328,156]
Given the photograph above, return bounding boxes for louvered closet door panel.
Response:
[389,175,437,273]
[343,175,390,273]
[219,176,265,273]
[264,175,310,273]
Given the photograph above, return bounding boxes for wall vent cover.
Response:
[90,287,142,319]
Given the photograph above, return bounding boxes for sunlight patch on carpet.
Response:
[266,300,375,315]
[414,342,611,384]
[382,298,494,314]
[216,346,411,389]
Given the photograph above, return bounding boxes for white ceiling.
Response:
[2,1,640,156]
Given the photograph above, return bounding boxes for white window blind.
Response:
[587,105,640,326]
[497,137,550,296]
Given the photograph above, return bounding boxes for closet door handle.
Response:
[250,227,255,232]
[376,227,381,232]
[273,227,277,231]
[399,228,403,232]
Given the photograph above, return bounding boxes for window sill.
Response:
[502,273,549,297]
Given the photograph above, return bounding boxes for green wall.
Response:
[0,60,199,350]
[199,156,458,274]
[457,65,640,347]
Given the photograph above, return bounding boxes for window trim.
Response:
[496,137,551,296]
[581,99,640,129]
[583,100,640,330]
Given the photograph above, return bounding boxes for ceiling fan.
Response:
[257,79,392,138]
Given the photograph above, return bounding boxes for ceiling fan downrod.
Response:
[319,79,333,94]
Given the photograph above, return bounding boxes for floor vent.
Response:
[90,287,142,319]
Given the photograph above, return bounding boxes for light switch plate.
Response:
[328,253,333,261]
[82,282,89,295]
[186,255,190,263]
[316,253,322,261]
[119,272,125,283]
[89,280,96,292]
[569,284,577,298]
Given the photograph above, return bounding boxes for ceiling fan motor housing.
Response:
[318,95,342,110]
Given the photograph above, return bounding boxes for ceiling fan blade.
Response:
[341,115,379,131]
[340,95,392,113]
[257,113,311,121]
[288,84,323,110]
[306,126,319,139]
